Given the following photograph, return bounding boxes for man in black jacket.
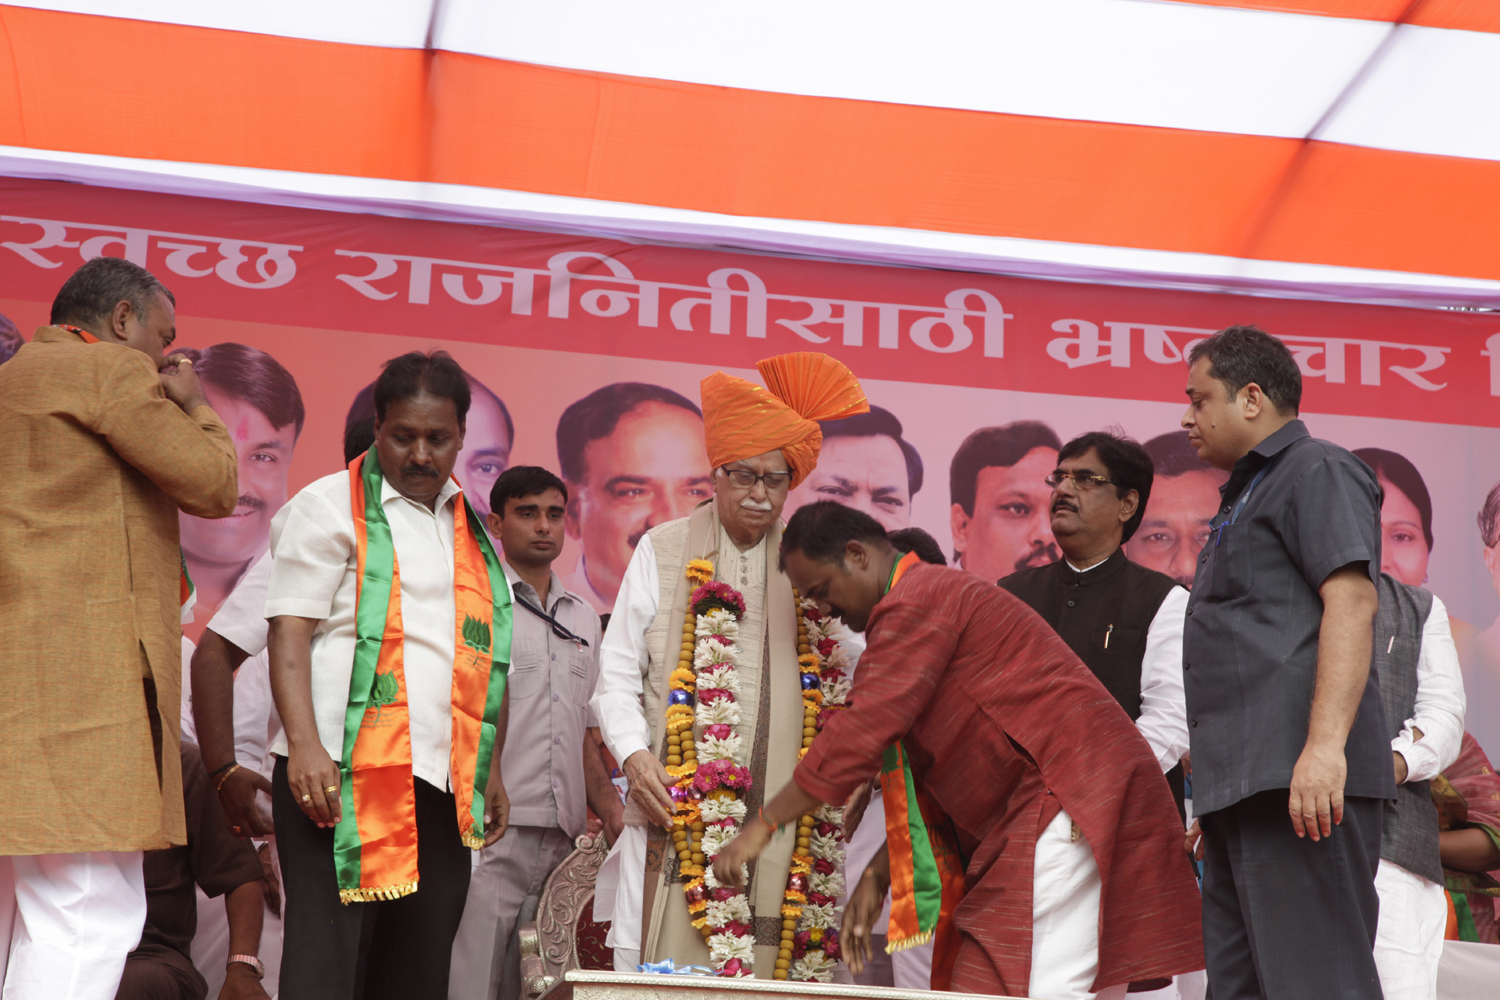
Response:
[1000,430,1189,787]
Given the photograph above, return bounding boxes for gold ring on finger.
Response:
[301,793,312,804]
[324,785,339,796]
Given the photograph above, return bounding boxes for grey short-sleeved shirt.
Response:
[501,563,602,837]
[1183,419,1394,814]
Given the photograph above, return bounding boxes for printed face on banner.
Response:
[564,400,712,611]
[786,434,913,532]
[951,447,1060,582]
[178,345,302,640]
[1377,476,1432,587]
[459,387,514,524]
[1126,469,1227,588]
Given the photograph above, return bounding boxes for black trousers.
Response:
[1200,790,1384,1000]
[273,757,471,1000]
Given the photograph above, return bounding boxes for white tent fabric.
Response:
[2,0,1498,307]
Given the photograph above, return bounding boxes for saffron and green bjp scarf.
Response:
[337,447,511,902]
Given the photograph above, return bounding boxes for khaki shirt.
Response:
[501,563,601,836]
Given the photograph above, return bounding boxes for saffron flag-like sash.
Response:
[879,744,965,988]
[877,551,964,988]
[337,447,511,903]
[180,552,197,625]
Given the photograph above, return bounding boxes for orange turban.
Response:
[700,352,869,490]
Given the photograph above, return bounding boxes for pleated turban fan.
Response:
[700,352,869,490]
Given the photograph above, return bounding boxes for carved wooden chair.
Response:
[519,831,614,998]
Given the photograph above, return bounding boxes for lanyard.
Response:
[1215,464,1270,547]
[514,593,590,648]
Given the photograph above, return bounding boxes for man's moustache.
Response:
[235,494,266,512]
[1052,500,1077,514]
[1015,542,1061,571]
[740,499,775,512]
[401,465,439,479]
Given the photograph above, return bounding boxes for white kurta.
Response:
[1373,594,1466,1000]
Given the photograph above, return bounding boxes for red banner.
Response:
[2,178,1497,427]
[3,176,1498,753]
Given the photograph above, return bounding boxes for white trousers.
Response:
[595,825,647,954]
[0,852,146,1000]
[1373,858,1446,1000]
[1029,811,1128,1000]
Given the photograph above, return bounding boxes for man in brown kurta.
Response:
[717,502,1202,998]
[0,257,238,999]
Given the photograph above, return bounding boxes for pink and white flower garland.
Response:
[665,563,853,980]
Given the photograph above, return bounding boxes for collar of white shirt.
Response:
[380,472,463,518]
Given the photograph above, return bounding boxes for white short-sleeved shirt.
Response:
[202,551,282,778]
[214,550,274,657]
[266,470,463,791]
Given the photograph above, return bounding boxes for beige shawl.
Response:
[627,501,805,975]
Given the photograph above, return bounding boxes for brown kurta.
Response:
[796,563,1202,995]
[0,327,237,854]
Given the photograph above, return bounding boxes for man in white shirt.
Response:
[449,466,618,1000]
[266,351,511,1000]
[1370,573,1466,1000]
[186,424,378,997]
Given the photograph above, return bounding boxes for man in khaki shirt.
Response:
[450,466,619,1000]
[0,257,238,1000]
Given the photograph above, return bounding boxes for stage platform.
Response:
[539,970,1030,1000]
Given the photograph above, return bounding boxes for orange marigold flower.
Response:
[686,559,715,584]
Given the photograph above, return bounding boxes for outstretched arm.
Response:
[193,631,273,838]
[712,778,825,888]
[220,880,270,1000]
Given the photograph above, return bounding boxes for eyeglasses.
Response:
[1044,471,1119,492]
[719,467,793,492]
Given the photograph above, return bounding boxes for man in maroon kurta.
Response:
[714,502,1201,997]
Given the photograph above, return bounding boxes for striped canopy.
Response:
[1,1,1496,305]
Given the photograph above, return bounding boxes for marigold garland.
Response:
[664,557,851,982]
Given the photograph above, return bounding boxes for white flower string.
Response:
[663,560,852,980]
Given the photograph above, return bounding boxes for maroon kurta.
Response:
[796,563,1202,995]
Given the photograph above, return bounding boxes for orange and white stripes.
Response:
[0,1,1497,304]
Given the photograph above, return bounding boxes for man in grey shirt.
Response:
[450,466,623,1000]
[1181,326,1392,999]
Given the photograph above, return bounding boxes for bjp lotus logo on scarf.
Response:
[364,668,399,729]
[461,614,492,671]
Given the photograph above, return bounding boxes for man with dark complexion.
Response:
[715,503,1202,999]
[267,351,511,1000]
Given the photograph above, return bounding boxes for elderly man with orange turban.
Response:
[591,353,868,979]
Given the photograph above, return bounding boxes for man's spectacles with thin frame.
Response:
[1044,470,1119,492]
[718,467,793,492]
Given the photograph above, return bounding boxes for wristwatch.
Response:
[227,954,265,979]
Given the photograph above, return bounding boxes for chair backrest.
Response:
[521,831,611,996]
